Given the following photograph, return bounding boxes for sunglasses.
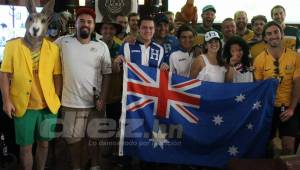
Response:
[273,59,280,75]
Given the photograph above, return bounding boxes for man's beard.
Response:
[237,22,246,30]
[274,19,283,24]
[79,27,90,39]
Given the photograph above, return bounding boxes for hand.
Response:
[113,55,125,64]
[280,107,294,122]
[160,63,169,71]
[96,98,105,112]
[3,100,16,119]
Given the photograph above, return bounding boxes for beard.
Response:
[79,27,90,39]
[237,22,246,30]
[274,19,283,24]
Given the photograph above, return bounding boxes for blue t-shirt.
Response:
[154,35,179,64]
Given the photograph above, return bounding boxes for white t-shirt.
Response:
[55,35,112,108]
[232,67,253,83]
[196,54,226,83]
[169,49,193,77]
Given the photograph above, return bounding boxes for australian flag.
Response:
[119,63,278,168]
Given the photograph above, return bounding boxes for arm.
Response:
[96,43,112,112]
[280,77,300,122]
[0,72,15,118]
[159,46,169,71]
[96,74,110,112]
[225,66,234,82]
[53,75,62,97]
[112,55,124,73]
[190,55,204,79]
[280,54,300,121]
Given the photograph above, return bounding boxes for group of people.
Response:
[0,1,300,170]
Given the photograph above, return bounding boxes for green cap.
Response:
[202,5,216,13]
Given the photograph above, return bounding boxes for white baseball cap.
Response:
[204,31,220,42]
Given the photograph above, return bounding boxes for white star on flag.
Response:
[235,94,245,103]
[150,128,169,149]
[212,115,224,126]
[228,145,239,156]
[252,101,262,110]
[246,123,254,130]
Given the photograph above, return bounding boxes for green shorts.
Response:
[14,109,57,146]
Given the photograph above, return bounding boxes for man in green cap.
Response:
[194,5,223,45]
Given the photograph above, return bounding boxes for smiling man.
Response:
[234,10,254,42]
[271,5,300,53]
[153,13,179,64]
[248,15,267,60]
[114,16,168,71]
[194,5,222,46]
[254,21,300,156]
[55,7,112,170]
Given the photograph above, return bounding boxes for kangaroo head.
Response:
[25,0,55,38]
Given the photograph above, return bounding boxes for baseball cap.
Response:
[204,31,220,42]
[202,5,216,13]
[154,13,169,25]
[76,7,96,20]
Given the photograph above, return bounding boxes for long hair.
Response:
[223,36,251,68]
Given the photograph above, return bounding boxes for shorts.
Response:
[14,109,57,146]
[61,106,106,144]
[270,106,299,138]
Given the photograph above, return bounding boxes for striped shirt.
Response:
[119,41,164,68]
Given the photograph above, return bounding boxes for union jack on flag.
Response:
[125,62,201,123]
[119,62,277,168]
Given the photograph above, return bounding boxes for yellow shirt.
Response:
[27,50,47,109]
[0,38,62,117]
[253,48,300,107]
[242,29,255,42]
[113,35,125,46]
[283,37,296,51]
[250,41,266,62]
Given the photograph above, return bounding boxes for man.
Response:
[153,13,179,64]
[248,15,267,60]
[95,16,123,160]
[164,11,176,35]
[271,5,300,53]
[128,12,140,37]
[55,7,111,170]
[113,14,128,45]
[114,16,168,70]
[254,21,300,155]
[271,4,300,154]
[234,11,254,42]
[221,18,236,44]
[194,5,222,45]
[0,3,61,170]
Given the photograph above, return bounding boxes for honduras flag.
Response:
[119,62,278,168]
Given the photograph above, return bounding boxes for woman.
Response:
[169,24,196,77]
[190,31,226,82]
[223,36,253,82]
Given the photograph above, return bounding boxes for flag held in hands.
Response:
[119,62,278,168]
